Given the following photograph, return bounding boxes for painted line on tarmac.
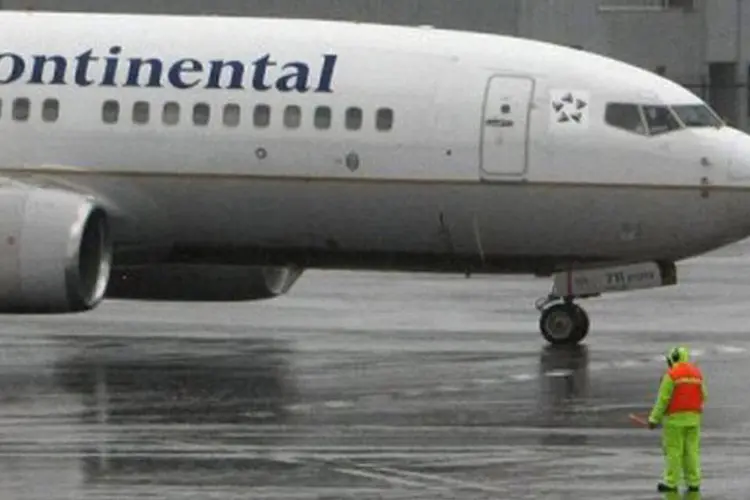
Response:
[331,465,438,489]
[356,463,510,494]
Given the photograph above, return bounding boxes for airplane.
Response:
[0,10,749,347]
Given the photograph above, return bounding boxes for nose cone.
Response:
[728,129,750,180]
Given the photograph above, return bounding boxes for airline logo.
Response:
[0,47,338,92]
[549,89,590,129]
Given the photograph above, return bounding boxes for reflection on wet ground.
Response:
[1,243,750,498]
[0,332,744,499]
[56,337,295,424]
[51,337,293,485]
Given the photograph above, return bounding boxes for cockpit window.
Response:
[605,102,722,136]
[641,105,681,135]
[605,103,647,135]
[671,104,723,128]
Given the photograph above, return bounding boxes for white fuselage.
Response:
[2,11,750,277]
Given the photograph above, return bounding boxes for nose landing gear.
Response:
[536,296,590,345]
[533,261,677,346]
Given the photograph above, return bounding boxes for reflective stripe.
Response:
[674,377,702,385]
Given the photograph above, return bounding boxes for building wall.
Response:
[521,1,705,86]
[0,0,520,34]
[598,9,705,86]
[706,0,739,62]
[520,0,607,52]
[2,0,748,129]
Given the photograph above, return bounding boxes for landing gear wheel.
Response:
[539,302,588,345]
[573,305,589,341]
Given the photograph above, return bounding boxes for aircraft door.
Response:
[480,75,534,178]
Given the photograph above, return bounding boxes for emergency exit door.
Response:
[480,75,534,177]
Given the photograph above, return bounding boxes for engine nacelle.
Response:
[0,186,112,313]
[106,264,304,301]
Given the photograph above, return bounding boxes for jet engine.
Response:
[107,264,304,301]
[0,186,112,313]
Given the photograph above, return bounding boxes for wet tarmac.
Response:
[1,242,750,499]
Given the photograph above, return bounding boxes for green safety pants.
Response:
[663,492,701,500]
[661,418,701,488]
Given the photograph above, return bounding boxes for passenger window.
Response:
[223,103,240,127]
[13,98,30,122]
[102,100,119,124]
[133,101,150,124]
[314,106,331,129]
[254,104,270,128]
[376,108,393,131]
[42,99,59,122]
[641,105,681,135]
[162,101,180,125]
[346,107,362,130]
[193,103,210,126]
[604,103,646,135]
[284,105,301,129]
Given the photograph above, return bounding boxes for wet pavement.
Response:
[1,242,750,498]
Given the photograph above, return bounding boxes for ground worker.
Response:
[647,346,706,494]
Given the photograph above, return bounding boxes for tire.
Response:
[539,303,587,345]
